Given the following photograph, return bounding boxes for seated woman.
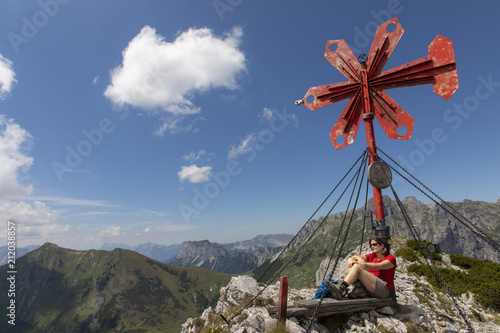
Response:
[326,236,396,299]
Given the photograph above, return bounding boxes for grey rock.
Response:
[376,317,407,332]
[377,306,394,315]
[367,309,380,320]
[358,312,369,321]
[240,313,265,333]
[221,276,260,305]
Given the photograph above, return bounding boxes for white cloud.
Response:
[259,107,299,127]
[0,115,34,199]
[0,200,67,246]
[143,223,197,234]
[0,54,16,99]
[227,107,300,160]
[183,150,206,163]
[227,133,256,159]
[153,115,202,136]
[104,25,246,116]
[93,225,126,240]
[260,107,274,122]
[30,196,120,207]
[69,211,109,217]
[178,164,212,183]
[0,117,76,247]
[0,201,60,226]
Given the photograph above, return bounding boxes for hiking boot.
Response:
[348,282,369,299]
[325,280,344,299]
[341,286,348,298]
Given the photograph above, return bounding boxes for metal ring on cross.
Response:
[368,161,392,189]
[427,243,440,253]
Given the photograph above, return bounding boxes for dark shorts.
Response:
[369,277,390,298]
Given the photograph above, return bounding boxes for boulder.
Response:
[222,276,260,305]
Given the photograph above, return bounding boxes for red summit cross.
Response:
[298,17,458,236]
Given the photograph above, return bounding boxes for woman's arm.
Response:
[347,255,367,268]
[365,259,395,270]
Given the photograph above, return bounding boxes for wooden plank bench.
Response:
[268,297,393,318]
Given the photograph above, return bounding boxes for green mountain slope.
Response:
[0,243,232,333]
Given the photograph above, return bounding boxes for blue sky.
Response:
[1,0,499,250]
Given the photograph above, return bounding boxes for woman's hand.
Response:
[348,255,367,268]
[347,256,359,268]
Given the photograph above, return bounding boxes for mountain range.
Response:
[167,234,293,274]
[0,234,293,274]
[252,196,500,288]
[0,242,231,333]
[1,197,498,332]
[0,242,181,267]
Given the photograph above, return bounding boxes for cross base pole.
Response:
[363,106,390,240]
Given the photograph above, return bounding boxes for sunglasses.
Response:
[370,243,381,247]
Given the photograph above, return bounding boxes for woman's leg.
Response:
[343,263,378,293]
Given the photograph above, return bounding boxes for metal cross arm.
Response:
[299,17,458,150]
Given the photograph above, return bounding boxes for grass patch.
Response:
[408,253,500,312]
[395,248,419,262]
[405,240,442,261]
[435,294,453,314]
[266,321,290,333]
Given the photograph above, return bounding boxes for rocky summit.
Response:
[169,234,293,274]
[181,237,500,333]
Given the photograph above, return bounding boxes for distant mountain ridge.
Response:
[168,234,293,274]
[169,198,499,279]
[224,234,294,250]
[253,196,500,288]
[0,242,181,267]
[290,196,499,261]
[382,196,500,261]
[0,242,231,333]
[100,241,180,262]
[2,234,291,271]
[0,244,40,266]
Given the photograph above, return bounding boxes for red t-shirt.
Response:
[364,253,397,292]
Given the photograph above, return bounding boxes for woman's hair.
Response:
[369,236,391,255]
